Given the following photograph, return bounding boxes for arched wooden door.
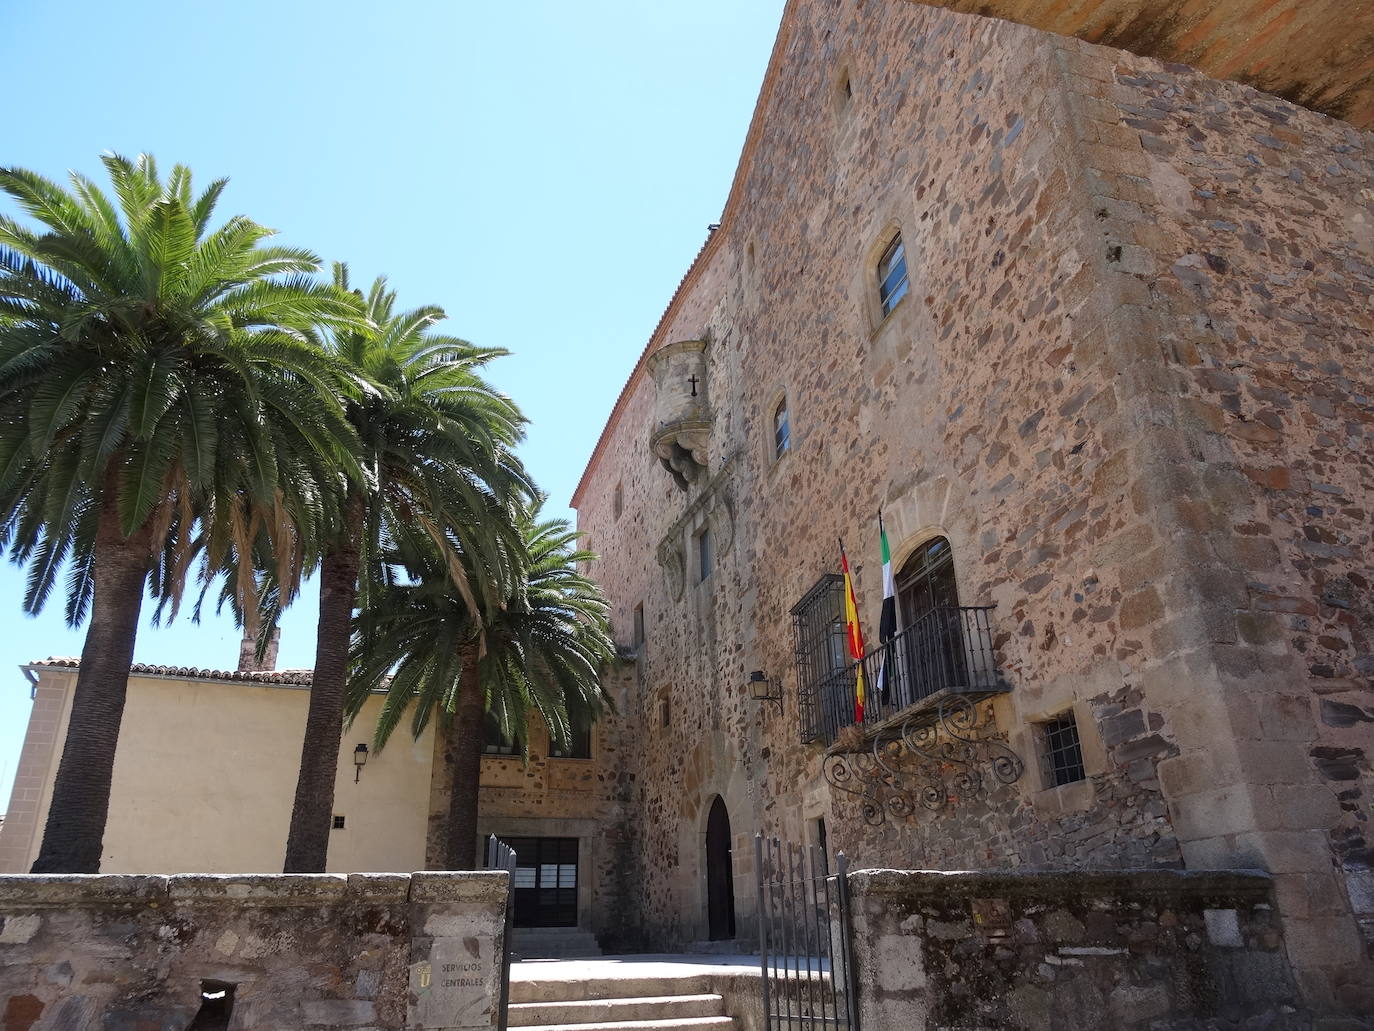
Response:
[705,796,736,940]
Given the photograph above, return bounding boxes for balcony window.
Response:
[796,538,1005,745]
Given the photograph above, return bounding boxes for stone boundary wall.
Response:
[849,868,1306,1030]
[0,871,508,1031]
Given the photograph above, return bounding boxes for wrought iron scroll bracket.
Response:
[824,695,1026,825]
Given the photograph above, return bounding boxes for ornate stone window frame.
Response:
[657,459,737,602]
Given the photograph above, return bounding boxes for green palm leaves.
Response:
[2,153,614,875]
[0,154,359,624]
[0,154,364,872]
[350,504,614,755]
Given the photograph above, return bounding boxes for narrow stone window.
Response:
[659,697,671,729]
[774,398,791,458]
[877,234,909,317]
[833,65,854,118]
[613,482,624,520]
[696,525,713,582]
[332,815,345,830]
[1038,711,1087,787]
[633,602,645,648]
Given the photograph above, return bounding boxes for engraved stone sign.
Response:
[407,881,507,1030]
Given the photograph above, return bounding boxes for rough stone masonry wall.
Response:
[573,0,1212,950]
[572,0,1373,1003]
[850,868,1302,1031]
[0,872,507,1031]
[1052,41,1374,1011]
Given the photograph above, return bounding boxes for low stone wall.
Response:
[849,869,1303,1031]
[0,871,508,1031]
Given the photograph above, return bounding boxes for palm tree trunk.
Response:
[31,483,151,873]
[283,493,364,873]
[444,642,484,870]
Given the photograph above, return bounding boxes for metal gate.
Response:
[485,835,517,1031]
[755,834,858,1031]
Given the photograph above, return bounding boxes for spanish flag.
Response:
[840,540,867,723]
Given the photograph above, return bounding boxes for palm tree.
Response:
[347,504,615,870]
[0,154,361,872]
[282,266,531,873]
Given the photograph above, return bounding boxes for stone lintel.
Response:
[849,867,1274,904]
[0,874,169,907]
[409,869,509,904]
[0,870,507,908]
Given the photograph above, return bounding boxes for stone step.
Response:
[513,928,603,960]
[512,1017,735,1031]
[508,994,725,1027]
[511,976,716,1005]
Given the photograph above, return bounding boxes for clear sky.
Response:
[0,0,787,809]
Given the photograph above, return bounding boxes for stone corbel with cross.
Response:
[647,338,712,491]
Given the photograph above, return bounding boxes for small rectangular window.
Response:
[774,400,791,458]
[659,698,671,729]
[483,712,517,755]
[1040,712,1086,787]
[613,482,624,520]
[551,722,592,760]
[697,526,713,582]
[878,235,909,317]
[332,815,346,830]
[633,603,645,648]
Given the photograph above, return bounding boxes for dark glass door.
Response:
[705,796,736,940]
[503,837,578,927]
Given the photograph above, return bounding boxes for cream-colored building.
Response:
[0,652,631,954]
[0,658,434,875]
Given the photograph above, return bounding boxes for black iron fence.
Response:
[801,605,1001,745]
[485,835,517,1031]
[756,835,857,1031]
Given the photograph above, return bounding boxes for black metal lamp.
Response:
[353,743,369,783]
[749,670,783,716]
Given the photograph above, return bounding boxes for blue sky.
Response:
[0,0,786,809]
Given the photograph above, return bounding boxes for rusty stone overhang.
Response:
[914,0,1374,127]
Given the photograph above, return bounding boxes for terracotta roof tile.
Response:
[26,656,314,687]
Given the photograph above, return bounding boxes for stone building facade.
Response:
[2,0,1372,1019]
[570,0,1374,1015]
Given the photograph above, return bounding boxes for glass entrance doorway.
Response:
[504,837,578,927]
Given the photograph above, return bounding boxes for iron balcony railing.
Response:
[800,605,1002,746]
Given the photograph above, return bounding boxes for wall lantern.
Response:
[749,670,783,716]
[353,743,369,783]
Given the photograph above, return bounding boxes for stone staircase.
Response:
[509,978,735,1031]
[512,926,604,960]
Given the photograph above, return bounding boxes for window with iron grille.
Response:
[877,234,909,317]
[791,574,848,743]
[1039,711,1086,787]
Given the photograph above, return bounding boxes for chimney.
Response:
[237,628,281,672]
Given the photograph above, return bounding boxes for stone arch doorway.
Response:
[705,795,736,940]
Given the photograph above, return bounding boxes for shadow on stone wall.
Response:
[0,871,508,1031]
